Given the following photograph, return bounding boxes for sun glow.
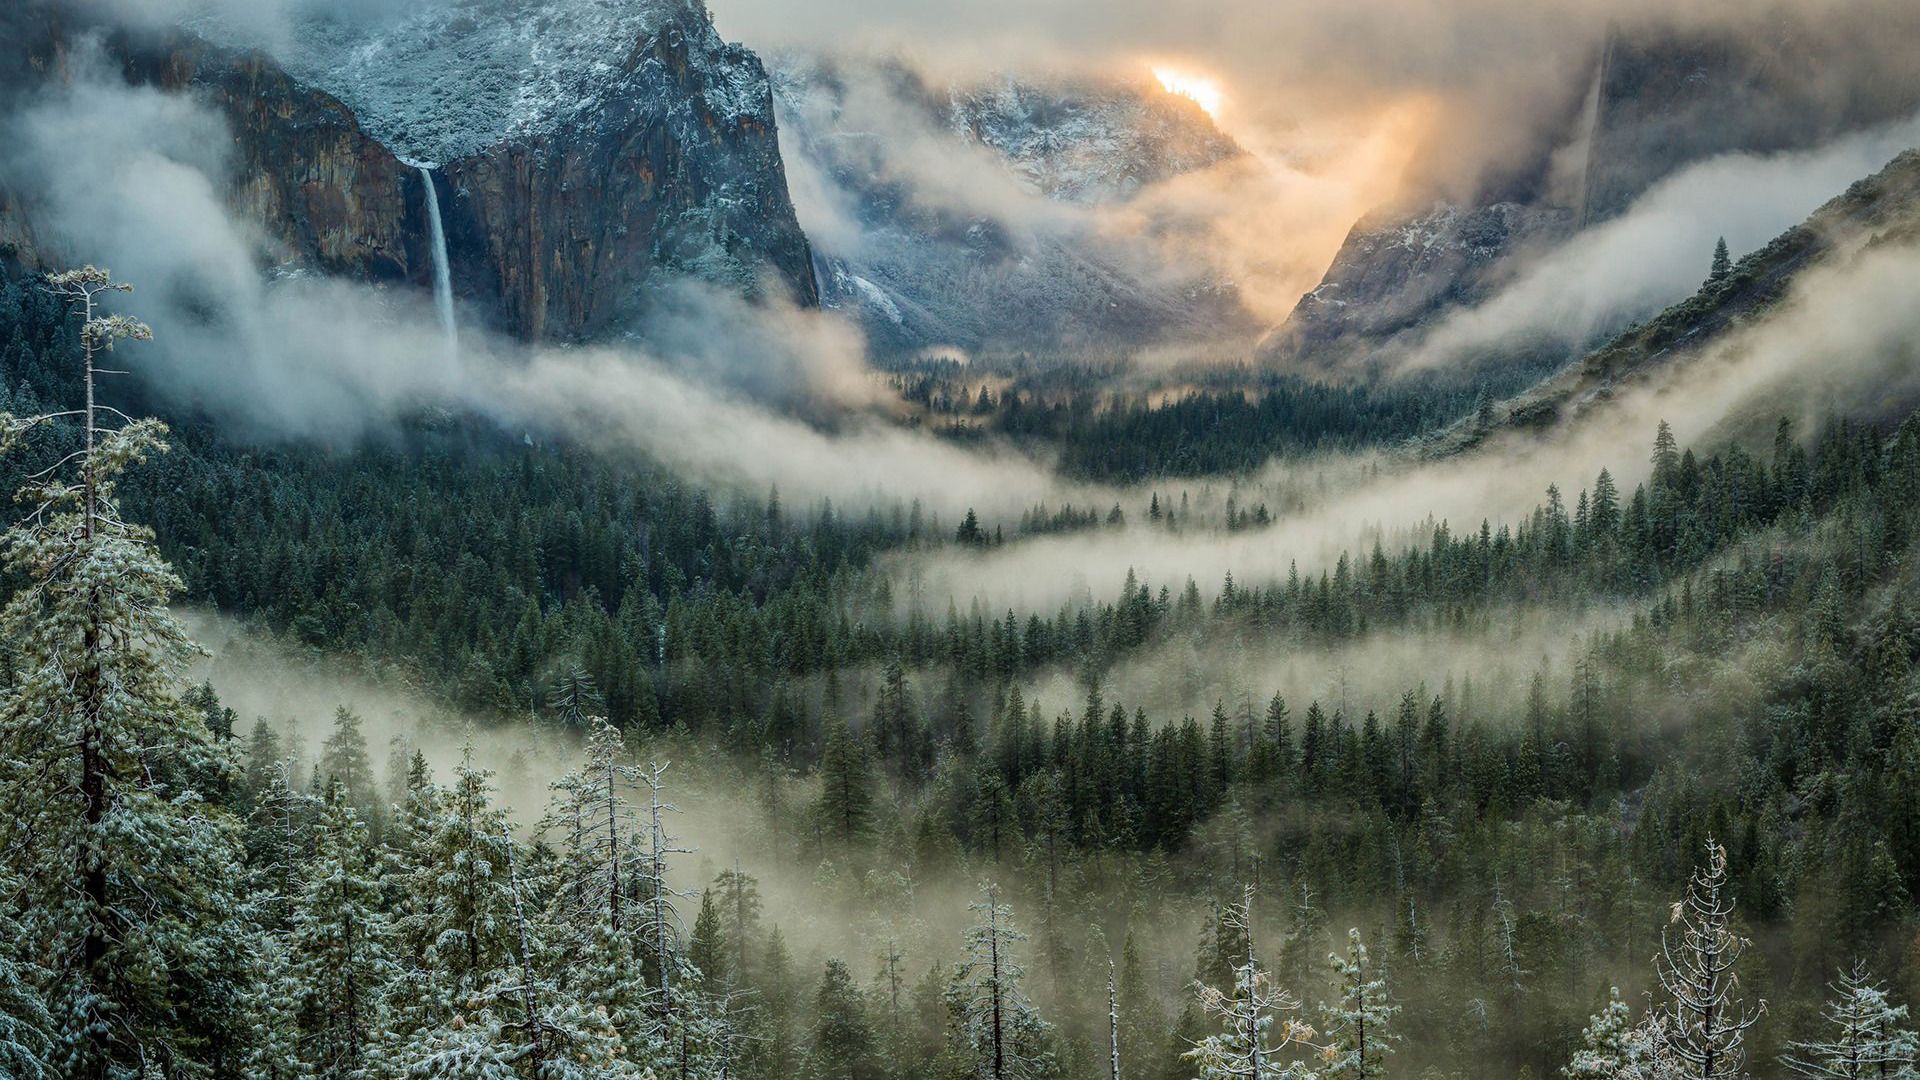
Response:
[1152,67,1224,119]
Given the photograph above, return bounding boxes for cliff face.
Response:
[1260,201,1573,371]
[0,0,817,342]
[1263,17,1920,374]
[120,36,426,284]
[1580,27,1920,224]
[0,3,427,281]
[433,4,817,341]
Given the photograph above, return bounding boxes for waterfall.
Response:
[418,165,458,361]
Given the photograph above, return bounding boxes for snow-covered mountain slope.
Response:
[774,55,1253,356]
[196,0,704,166]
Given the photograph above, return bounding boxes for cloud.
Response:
[899,219,1920,613]
[1,62,1092,517]
[1397,111,1920,374]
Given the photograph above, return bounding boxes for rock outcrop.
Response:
[1259,201,1573,371]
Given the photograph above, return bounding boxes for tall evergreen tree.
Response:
[812,958,880,1080]
[290,781,398,1078]
[1707,237,1732,286]
[949,885,1055,1080]
[0,267,252,1076]
[1321,929,1396,1080]
[816,715,880,842]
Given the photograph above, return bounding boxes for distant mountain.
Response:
[773,56,1255,356]
[1,0,816,342]
[1262,18,1920,375]
[1259,201,1573,372]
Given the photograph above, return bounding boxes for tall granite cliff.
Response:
[0,0,817,342]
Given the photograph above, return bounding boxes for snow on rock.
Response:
[947,74,1238,204]
[193,0,691,164]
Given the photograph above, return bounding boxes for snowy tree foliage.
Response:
[1185,886,1321,1080]
[1567,988,1647,1080]
[949,885,1056,1080]
[290,781,398,1078]
[0,267,253,1077]
[1320,928,1396,1080]
[1783,962,1920,1080]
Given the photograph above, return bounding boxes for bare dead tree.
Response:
[1655,840,1765,1080]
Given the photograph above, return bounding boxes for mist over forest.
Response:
[5,1,1920,1079]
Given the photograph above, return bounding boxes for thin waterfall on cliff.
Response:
[417,165,458,361]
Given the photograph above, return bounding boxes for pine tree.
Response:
[1320,929,1396,1080]
[713,864,763,988]
[319,705,378,820]
[1652,422,1681,489]
[391,743,523,1040]
[816,715,879,841]
[550,666,605,730]
[290,780,398,1078]
[542,718,640,937]
[1707,237,1731,286]
[1184,886,1318,1080]
[1565,988,1645,1080]
[1280,883,1328,995]
[0,266,253,1076]
[1783,962,1919,1080]
[245,759,321,934]
[949,885,1055,1080]
[689,890,730,997]
[812,958,880,1080]
[957,508,986,545]
[1654,841,1764,1079]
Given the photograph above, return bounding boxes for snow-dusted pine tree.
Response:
[1321,928,1397,1079]
[0,266,253,1076]
[1566,987,1647,1080]
[1783,962,1919,1080]
[290,779,399,1078]
[1654,840,1764,1080]
[390,742,524,1047]
[543,717,641,938]
[1183,885,1320,1080]
[949,884,1056,1080]
[244,759,321,934]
